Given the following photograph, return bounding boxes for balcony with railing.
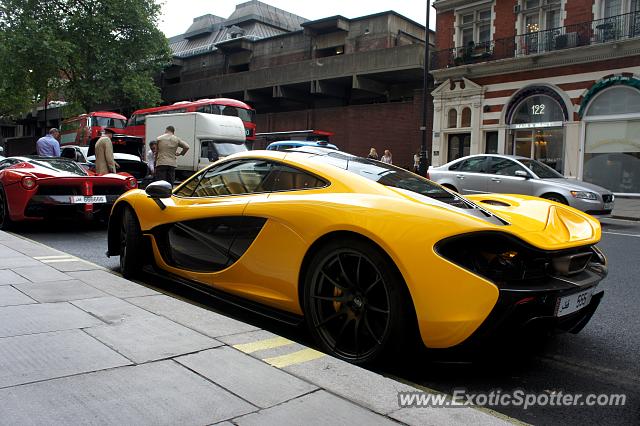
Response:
[432,11,640,70]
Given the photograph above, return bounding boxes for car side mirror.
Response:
[514,170,530,179]
[145,180,172,210]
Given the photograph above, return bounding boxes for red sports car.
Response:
[0,156,137,229]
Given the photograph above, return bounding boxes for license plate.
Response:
[556,288,595,317]
[70,195,107,204]
[604,202,613,210]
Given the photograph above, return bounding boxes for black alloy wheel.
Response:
[304,238,412,365]
[0,188,12,231]
[119,207,143,278]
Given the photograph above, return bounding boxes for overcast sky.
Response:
[158,0,435,38]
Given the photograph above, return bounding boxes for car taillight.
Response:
[425,171,430,179]
[127,177,137,189]
[21,176,37,190]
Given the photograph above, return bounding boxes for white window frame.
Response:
[594,0,638,20]
[517,0,563,35]
[456,6,493,47]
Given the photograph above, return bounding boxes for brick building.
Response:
[162,0,434,168]
[431,0,640,195]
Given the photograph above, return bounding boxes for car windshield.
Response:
[215,142,247,157]
[519,159,563,178]
[321,152,459,202]
[91,117,126,128]
[30,158,88,176]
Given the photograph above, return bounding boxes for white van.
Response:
[145,112,246,179]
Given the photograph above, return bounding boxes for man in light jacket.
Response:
[156,125,189,186]
[94,128,117,175]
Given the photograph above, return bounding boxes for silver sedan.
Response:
[428,154,615,216]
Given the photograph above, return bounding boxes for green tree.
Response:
[0,0,171,115]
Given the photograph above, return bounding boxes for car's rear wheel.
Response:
[303,238,412,365]
[542,193,568,205]
[120,207,143,278]
[0,188,13,231]
[441,184,458,193]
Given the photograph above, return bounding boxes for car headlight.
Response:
[570,191,597,200]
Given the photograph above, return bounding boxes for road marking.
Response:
[39,258,85,263]
[233,336,294,354]
[603,231,640,238]
[34,255,75,260]
[263,348,325,368]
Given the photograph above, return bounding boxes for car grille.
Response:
[93,185,126,196]
[36,185,81,196]
[602,194,613,203]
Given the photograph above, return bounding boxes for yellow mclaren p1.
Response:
[107,147,607,364]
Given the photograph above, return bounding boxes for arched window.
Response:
[585,86,640,116]
[461,107,472,127]
[448,109,457,128]
[583,84,640,194]
[511,95,565,124]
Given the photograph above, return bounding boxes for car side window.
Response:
[200,141,219,162]
[187,160,275,197]
[261,164,327,192]
[448,161,462,171]
[488,157,527,176]
[458,157,487,173]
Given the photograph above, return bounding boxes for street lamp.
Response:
[418,1,432,176]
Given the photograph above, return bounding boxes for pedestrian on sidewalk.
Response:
[367,147,379,160]
[146,140,158,178]
[156,125,189,186]
[94,128,118,175]
[36,128,61,157]
[380,149,393,164]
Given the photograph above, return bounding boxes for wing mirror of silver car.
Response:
[514,170,530,179]
[145,180,172,210]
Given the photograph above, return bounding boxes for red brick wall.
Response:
[472,55,640,85]
[435,11,455,50]
[494,0,518,40]
[564,0,594,26]
[255,93,433,169]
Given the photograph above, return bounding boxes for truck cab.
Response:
[145,112,247,180]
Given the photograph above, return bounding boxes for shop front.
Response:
[580,75,640,195]
[506,89,568,173]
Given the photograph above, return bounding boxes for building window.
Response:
[519,0,561,31]
[518,0,562,54]
[461,107,472,127]
[448,109,458,128]
[583,85,640,194]
[458,7,492,48]
[485,131,499,153]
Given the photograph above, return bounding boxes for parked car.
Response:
[266,140,338,151]
[428,154,615,216]
[61,140,149,184]
[107,148,606,365]
[0,156,137,228]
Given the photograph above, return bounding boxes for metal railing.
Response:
[432,10,640,69]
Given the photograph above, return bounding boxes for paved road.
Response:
[13,218,640,425]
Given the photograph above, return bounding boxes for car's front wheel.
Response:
[542,193,568,205]
[119,207,143,278]
[303,238,414,365]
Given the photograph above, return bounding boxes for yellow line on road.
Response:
[263,348,325,368]
[233,336,293,354]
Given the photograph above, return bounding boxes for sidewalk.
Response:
[0,231,510,425]
[612,197,640,221]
